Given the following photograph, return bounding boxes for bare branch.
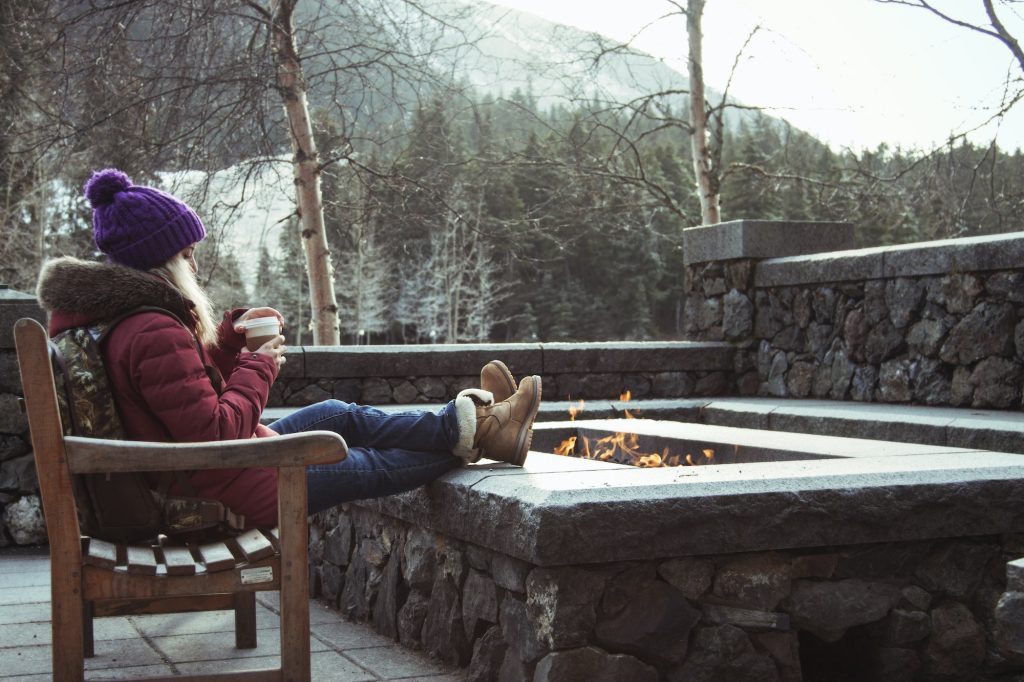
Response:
[876,0,1024,74]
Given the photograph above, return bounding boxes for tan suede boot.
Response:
[481,360,517,403]
[473,375,541,466]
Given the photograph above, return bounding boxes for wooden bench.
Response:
[15,317,347,681]
[78,527,279,655]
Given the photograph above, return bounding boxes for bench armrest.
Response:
[63,431,346,474]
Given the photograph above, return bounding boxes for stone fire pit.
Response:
[309,420,1024,681]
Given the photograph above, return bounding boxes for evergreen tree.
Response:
[534,272,576,341]
[253,245,275,305]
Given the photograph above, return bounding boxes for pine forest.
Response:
[3,0,1023,344]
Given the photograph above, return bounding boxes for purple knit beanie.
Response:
[84,168,206,270]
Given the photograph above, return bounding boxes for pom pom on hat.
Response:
[83,168,132,208]
[85,167,206,270]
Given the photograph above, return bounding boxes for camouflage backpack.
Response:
[50,306,244,543]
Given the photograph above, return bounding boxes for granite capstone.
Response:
[357,443,1024,566]
[682,220,855,265]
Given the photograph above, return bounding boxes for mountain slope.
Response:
[437,0,695,106]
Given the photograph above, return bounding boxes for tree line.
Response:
[2,0,1023,344]
[251,94,1024,344]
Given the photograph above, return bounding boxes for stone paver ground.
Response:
[0,545,464,681]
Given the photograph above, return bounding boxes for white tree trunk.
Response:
[271,0,340,344]
[687,0,720,225]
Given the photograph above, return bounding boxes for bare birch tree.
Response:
[4,0,479,343]
[242,0,339,343]
[500,0,759,227]
[684,0,719,224]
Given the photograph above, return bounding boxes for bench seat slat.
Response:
[125,545,158,575]
[158,545,198,576]
[231,529,276,563]
[264,527,281,554]
[83,537,118,569]
[195,541,236,572]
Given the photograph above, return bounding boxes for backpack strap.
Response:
[98,305,223,394]
[47,340,79,435]
[95,305,188,343]
[91,307,244,539]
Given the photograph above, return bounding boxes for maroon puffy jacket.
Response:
[39,257,282,528]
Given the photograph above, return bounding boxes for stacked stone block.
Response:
[743,272,1024,407]
[683,225,1024,409]
[0,287,46,546]
[268,369,735,407]
[310,503,1021,681]
[267,342,735,407]
[0,285,735,545]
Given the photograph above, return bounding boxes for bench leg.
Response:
[83,601,95,658]
[234,592,257,649]
[51,578,85,680]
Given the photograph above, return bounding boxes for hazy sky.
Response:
[487,0,1024,152]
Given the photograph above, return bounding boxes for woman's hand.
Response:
[234,307,285,334]
[256,334,287,370]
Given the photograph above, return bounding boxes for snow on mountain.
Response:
[159,1,716,291]
[440,0,694,107]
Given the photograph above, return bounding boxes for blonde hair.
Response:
[150,253,218,348]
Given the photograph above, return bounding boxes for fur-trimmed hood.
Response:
[37,257,193,330]
[37,257,282,531]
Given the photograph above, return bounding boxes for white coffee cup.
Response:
[243,317,281,351]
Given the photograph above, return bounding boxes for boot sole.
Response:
[510,376,542,466]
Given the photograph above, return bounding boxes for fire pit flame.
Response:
[620,390,636,419]
[553,392,715,468]
[554,435,577,457]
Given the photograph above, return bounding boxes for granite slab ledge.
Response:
[355,449,1024,567]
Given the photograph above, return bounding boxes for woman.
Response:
[36,168,541,528]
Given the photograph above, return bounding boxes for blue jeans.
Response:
[267,399,462,515]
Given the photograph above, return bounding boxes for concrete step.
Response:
[693,398,1024,455]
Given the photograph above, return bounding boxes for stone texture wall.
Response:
[683,232,1024,408]
[269,368,733,408]
[267,342,734,408]
[0,289,46,546]
[310,503,1024,682]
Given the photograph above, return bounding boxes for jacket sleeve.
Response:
[205,309,248,380]
[124,314,278,442]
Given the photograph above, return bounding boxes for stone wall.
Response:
[683,226,1024,409]
[267,341,734,407]
[0,288,46,546]
[310,503,1024,682]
